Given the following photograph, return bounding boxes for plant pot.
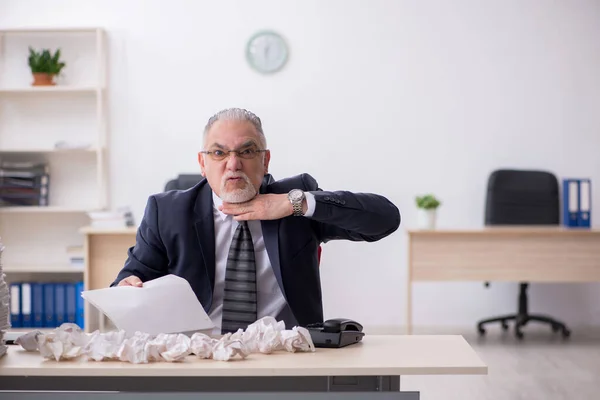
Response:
[417,208,437,230]
[32,73,56,86]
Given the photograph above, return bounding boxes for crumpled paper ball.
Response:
[15,330,43,352]
[280,326,315,353]
[37,323,91,361]
[189,332,217,359]
[232,316,286,354]
[211,334,250,361]
[159,333,191,362]
[85,330,126,361]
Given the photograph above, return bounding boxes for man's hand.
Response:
[220,193,305,221]
[117,275,143,287]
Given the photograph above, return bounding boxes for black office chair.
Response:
[477,169,571,339]
[164,174,203,191]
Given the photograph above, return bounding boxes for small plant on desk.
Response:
[415,194,441,229]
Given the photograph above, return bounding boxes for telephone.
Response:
[305,318,365,348]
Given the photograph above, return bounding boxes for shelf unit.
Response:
[0,86,98,94]
[3,265,83,274]
[0,28,108,284]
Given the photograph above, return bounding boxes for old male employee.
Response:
[111,108,401,333]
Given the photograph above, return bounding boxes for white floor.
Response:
[400,325,600,400]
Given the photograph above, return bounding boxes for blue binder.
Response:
[578,179,591,228]
[66,283,77,324]
[75,281,84,329]
[31,283,44,328]
[54,283,67,326]
[10,283,21,328]
[43,283,56,328]
[562,179,579,227]
[21,283,32,328]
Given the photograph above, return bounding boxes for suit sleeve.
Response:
[110,195,169,286]
[300,174,401,243]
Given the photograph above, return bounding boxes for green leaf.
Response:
[27,47,66,75]
[415,194,441,210]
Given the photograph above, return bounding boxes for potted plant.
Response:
[415,194,441,229]
[28,47,66,86]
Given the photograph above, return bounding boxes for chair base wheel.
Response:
[515,329,524,339]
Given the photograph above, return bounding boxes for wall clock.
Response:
[246,30,288,74]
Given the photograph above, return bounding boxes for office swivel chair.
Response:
[477,169,571,339]
[164,174,204,191]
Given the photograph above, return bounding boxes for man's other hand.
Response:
[220,193,299,221]
[117,275,143,287]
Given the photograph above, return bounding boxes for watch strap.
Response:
[292,200,303,216]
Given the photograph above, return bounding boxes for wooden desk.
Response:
[0,335,487,397]
[407,227,600,334]
[80,226,137,332]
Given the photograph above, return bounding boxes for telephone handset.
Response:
[322,318,363,333]
[305,318,365,348]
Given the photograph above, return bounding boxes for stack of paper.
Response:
[0,240,9,358]
[87,207,135,229]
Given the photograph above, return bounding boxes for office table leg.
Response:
[407,281,413,335]
[406,241,413,335]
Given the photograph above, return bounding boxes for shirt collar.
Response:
[212,191,230,221]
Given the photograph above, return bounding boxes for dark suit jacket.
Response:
[111,173,400,327]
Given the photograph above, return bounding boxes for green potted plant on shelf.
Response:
[27,47,66,86]
[415,194,441,229]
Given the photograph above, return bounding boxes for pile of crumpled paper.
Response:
[16,316,315,363]
[0,241,8,358]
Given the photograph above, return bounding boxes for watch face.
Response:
[289,189,303,202]
[246,31,288,74]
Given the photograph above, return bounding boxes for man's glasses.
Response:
[200,148,267,161]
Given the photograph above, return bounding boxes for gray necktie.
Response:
[221,221,258,334]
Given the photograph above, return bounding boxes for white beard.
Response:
[219,171,257,203]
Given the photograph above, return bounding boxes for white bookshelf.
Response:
[0,147,98,154]
[0,206,98,214]
[3,265,83,274]
[0,86,98,94]
[0,27,108,277]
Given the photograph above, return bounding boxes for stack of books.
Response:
[87,207,135,229]
[0,240,9,358]
[0,160,50,207]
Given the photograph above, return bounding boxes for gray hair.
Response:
[203,108,267,149]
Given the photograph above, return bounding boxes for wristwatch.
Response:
[288,189,305,216]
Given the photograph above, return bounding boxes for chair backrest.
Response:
[485,169,559,225]
[164,174,204,191]
[317,246,322,266]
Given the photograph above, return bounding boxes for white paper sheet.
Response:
[82,274,214,336]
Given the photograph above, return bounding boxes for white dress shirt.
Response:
[208,190,316,333]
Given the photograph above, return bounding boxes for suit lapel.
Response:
[194,181,216,310]
[260,175,287,300]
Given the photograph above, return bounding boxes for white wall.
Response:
[2,0,600,329]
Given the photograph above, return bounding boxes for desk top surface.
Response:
[407,226,600,236]
[0,335,487,377]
